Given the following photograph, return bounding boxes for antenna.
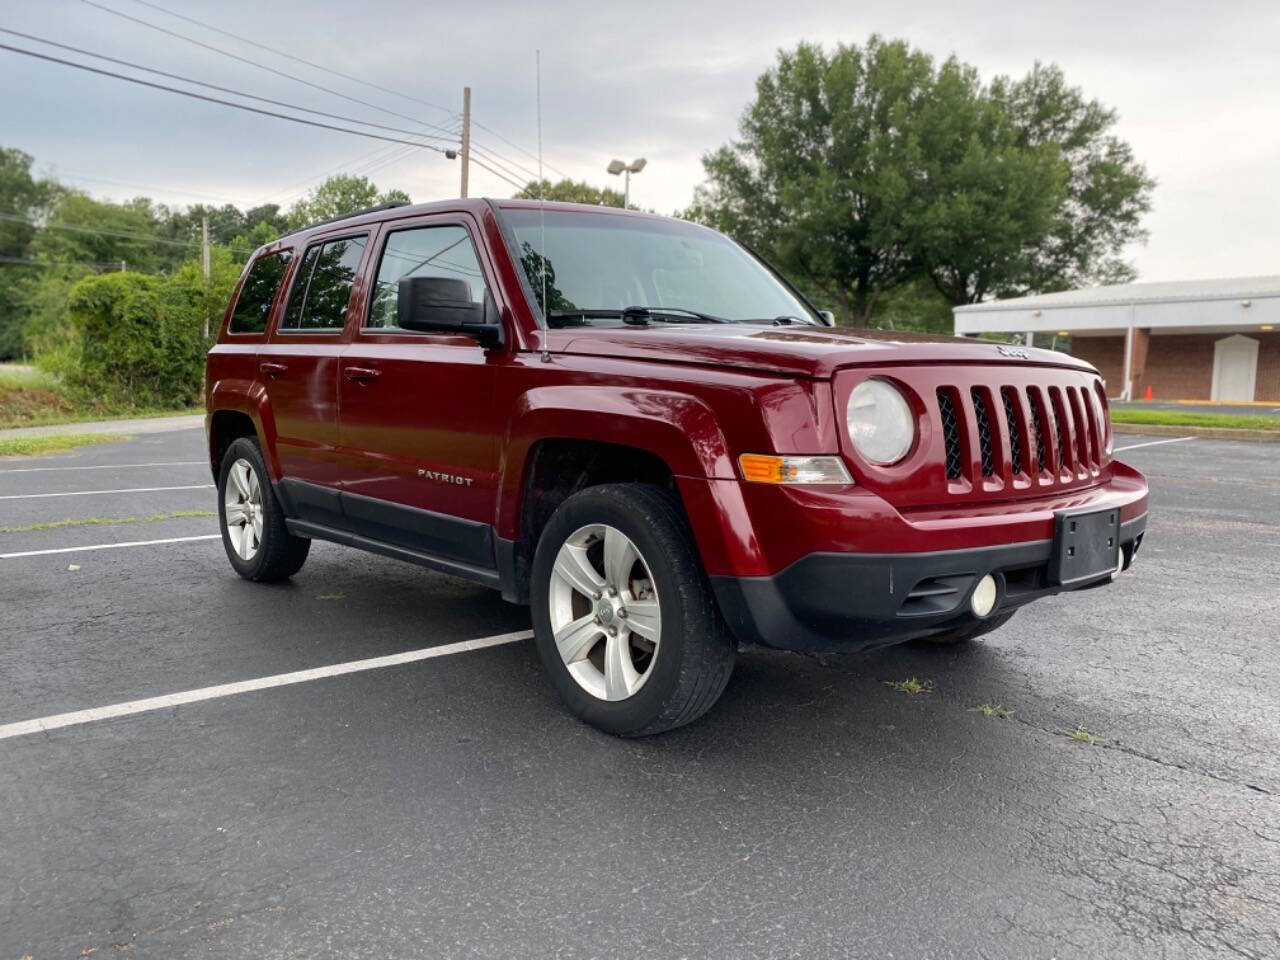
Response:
[536,49,548,327]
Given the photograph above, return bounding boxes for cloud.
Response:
[2,0,1277,282]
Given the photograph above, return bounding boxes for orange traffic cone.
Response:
[1143,385,1153,401]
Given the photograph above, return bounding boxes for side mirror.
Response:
[397,276,503,347]
[819,310,836,327]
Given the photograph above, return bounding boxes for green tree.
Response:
[515,178,625,207]
[992,63,1154,293]
[0,148,49,358]
[905,56,1069,306]
[689,38,937,325]
[690,38,1150,326]
[286,175,410,230]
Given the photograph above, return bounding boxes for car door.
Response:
[337,214,504,566]
[259,230,371,527]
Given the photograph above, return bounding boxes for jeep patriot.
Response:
[205,199,1149,735]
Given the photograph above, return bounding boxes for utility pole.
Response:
[202,215,211,339]
[459,86,471,198]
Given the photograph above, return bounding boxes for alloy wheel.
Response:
[548,523,662,701]
[223,457,264,561]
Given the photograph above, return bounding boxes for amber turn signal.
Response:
[738,454,853,485]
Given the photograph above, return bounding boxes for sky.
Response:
[2,0,1278,284]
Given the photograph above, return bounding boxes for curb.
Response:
[0,414,204,441]
[1112,422,1280,443]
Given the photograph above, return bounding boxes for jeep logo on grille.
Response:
[997,345,1030,359]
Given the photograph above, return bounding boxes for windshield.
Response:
[500,208,819,327]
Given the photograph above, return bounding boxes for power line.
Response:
[470,143,535,181]
[110,0,566,183]
[124,0,458,119]
[0,29,459,146]
[469,144,538,188]
[45,170,251,207]
[0,210,196,248]
[467,155,525,191]
[0,43,450,155]
[472,120,570,179]
[78,0,460,140]
[0,254,124,270]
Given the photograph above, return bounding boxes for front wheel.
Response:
[530,484,736,737]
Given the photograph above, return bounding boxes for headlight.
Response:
[846,379,915,465]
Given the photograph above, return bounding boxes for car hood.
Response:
[540,324,1094,379]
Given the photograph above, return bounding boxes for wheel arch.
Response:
[206,379,277,480]
[495,386,736,603]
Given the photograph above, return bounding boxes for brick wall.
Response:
[1070,331,1280,401]
[1071,336,1125,395]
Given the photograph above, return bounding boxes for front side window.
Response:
[228,251,291,334]
[500,209,818,328]
[366,224,489,330]
[279,235,367,332]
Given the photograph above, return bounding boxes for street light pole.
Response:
[607,157,646,208]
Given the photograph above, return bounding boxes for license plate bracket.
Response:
[1049,507,1120,587]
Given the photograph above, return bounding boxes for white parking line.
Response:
[1114,436,1196,452]
[0,484,213,500]
[0,534,221,560]
[0,630,533,742]
[0,460,205,474]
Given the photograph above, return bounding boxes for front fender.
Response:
[495,385,734,541]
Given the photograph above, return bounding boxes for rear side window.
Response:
[228,251,291,334]
[366,225,489,330]
[279,235,367,332]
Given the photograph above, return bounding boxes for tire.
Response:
[911,611,1015,647]
[217,437,310,582]
[530,483,736,737]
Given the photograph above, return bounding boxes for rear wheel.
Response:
[217,437,310,582]
[530,483,735,736]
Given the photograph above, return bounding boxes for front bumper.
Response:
[710,512,1146,653]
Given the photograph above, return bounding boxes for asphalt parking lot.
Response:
[3,429,1278,959]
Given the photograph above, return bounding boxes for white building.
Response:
[953,276,1280,402]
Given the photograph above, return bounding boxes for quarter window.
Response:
[366,225,489,330]
[280,235,367,332]
[228,251,291,334]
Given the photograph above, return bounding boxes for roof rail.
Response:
[280,200,412,239]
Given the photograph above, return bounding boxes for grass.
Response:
[1110,408,1280,431]
[0,363,198,430]
[884,676,935,696]
[974,703,1015,719]
[0,510,214,534]
[1062,726,1108,746]
[0,433,127,458]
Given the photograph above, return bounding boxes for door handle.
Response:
[344,366,382,384]
[259,361,288,377]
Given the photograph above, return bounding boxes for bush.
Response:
[60,271,207,409]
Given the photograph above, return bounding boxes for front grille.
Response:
[928,376,1105,492]
[1001,387,1024,476]
[937,389,963,480]
[970,388,995,477]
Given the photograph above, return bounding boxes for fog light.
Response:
[971,574,998,618]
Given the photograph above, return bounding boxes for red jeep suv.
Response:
[205,199,1148,735]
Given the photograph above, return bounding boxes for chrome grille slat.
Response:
[970,387,995,478]
[937,389,963,481]
[1027,389,1048,473]
[1001,387,1024,476]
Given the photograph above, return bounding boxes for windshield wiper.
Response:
[548,306,734,326]
[743,315,822,327]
